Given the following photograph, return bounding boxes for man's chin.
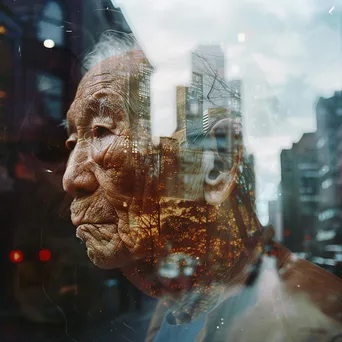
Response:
[85,241,132,269]
[76,230,130,269]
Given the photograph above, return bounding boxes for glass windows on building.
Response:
[37,1,64,46]
[36,73,63,121]
[318,208,340,222]
[319,165,329,177]
[322,178,333,190]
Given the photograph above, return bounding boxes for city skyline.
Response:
[116,0,342,224]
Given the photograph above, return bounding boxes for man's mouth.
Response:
[75,222,118,243]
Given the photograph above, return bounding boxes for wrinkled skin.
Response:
[63,56,342,337]
[62,56,245,297]
[63,56,155,270]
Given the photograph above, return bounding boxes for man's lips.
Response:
[71,214,116,227]
[75,222,116,241]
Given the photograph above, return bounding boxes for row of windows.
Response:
[37,1,65,46]
[318,208,340,221]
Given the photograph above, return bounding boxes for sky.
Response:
[112,0,342,224]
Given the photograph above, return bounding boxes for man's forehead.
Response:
[81,55,135,85]
[66,59,131,129]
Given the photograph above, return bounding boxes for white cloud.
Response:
[114,0,342,221]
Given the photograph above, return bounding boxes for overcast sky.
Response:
[113,0,342,224]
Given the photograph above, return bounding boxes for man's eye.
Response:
[93,126,111,138]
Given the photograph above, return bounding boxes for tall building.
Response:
[192,45,226,112]
[186,45,229,137]
[179,45,243,139]
[186,71,204,137]
[280,133,319,253]
[268,196,282,243]
[1,0,132,129]
[227,79,242,114]
[314,91,342,267]
[247,153,256,206]
[130,49,153,133]
[176,85,188,131]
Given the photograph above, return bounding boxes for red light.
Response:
[305,234,312,241]
[39,249,51,262]
[284,229,291,237]
[9,250,23,263]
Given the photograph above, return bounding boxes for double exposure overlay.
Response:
[1,1,342,342]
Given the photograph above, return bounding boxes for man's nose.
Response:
[62,148,99,198]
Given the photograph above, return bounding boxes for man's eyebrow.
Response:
[88,95,125,119]
[59,118,75,136]
[59,119,69,131]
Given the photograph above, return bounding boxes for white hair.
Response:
[83,30,139,73]
[81,30,151,130]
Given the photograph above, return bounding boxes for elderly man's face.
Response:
[63,57,196,271]
[63,57,149,269]
[63,57,245,296]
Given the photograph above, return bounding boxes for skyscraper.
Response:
[280,133,319,253]
[176,85,188,132]
[192,45,226,116]
[314,91,342,266]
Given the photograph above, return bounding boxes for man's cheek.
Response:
[92,135,127,169]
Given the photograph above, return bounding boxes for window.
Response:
[319,165,329,176]
[322,178,333,190]
[37,73,63,120]
[37,1,64,46]
[316,138,325,149]
[318,209,340,221]
[298,163,318,170]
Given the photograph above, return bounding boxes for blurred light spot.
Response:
[59,284,78,295]
[45,169,53,173]
[159,266,180,279]
[237,32,246,42]
[304,234,312,241]
[183,266,194,276]
[43,39,55,48]
[284,229,291,237]
[39,249,51,262]
[231,64,240,74]
[329,5,335,14]
[0,25,6,35]
[9,250,23,263]
[322,178,333,189]
[0,90,7,99]
[105,279,119,287]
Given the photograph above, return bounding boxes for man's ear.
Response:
[203,118,242,205]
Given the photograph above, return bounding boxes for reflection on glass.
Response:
[37,1,64,46]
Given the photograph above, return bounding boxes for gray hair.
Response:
[83,30,139,73]
[82,30,152,130]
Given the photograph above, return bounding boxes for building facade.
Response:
[176,85,188,132]
[280,133,319,253]
[313,91,342,270]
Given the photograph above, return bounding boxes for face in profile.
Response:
[63,54,252,297]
